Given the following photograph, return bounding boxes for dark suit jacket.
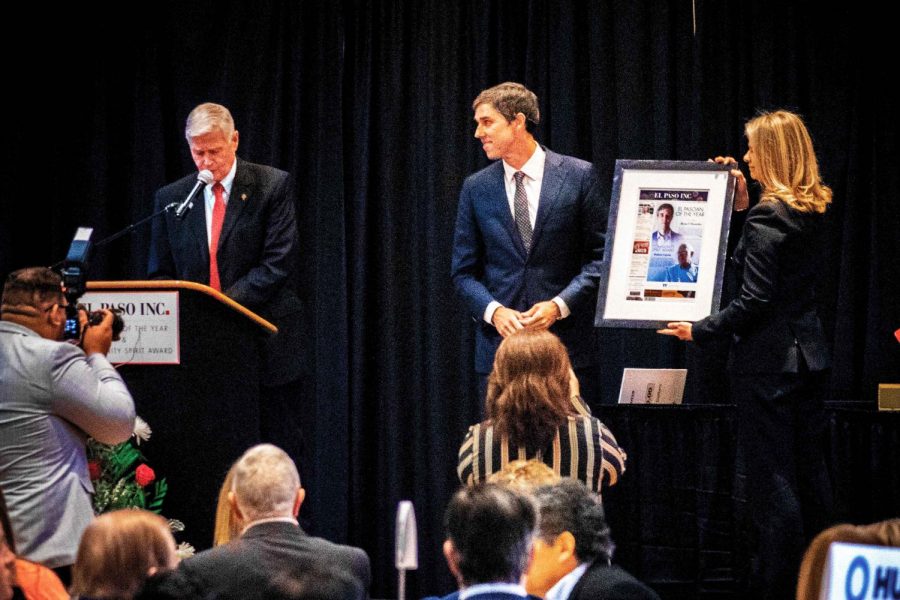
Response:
[178,521,371,600]
[450,149,606,373]
[147,158,303,383]
[692,199,830,374]
[569,560,661,600]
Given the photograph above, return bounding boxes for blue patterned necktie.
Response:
[513,171,532,252]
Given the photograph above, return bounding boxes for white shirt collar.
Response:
[216,158,238,195]
[241,516,299,536]
[544,562,590,600]
[459,582,527,600]
[502,144,546,184]
[203,158,239,244]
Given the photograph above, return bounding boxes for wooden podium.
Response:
[86,281,277,549]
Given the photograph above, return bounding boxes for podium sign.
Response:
[80,291,180,365]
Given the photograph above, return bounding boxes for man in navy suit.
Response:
[451,83,606,404]
[427,483,538,600]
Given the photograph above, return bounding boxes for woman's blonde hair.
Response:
[745,110,832,213]
[485,330,577,450]
[487,459,561,490]
[213,463,243,546]
[71,509,176,599]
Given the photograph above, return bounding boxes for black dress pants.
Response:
[731,367,833,599]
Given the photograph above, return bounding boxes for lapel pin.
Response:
[241,193,248,201]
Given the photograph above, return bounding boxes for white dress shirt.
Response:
[203,159,238,248]
[459,582,527,600]
[483,144,571,324]
[544,562,590,600]
[502,144,545,230]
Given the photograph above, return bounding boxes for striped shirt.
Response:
[456,416,627,494]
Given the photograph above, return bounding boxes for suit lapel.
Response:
[184,188,210,268]
[531,149,567,252]
[218,158,251,252]
[486,161,528,259]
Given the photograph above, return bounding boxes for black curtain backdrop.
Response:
[2,1,898,597]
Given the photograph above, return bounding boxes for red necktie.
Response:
[209,182,226,291]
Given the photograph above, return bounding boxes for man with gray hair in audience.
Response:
[176,444,370,600]
[526,479,659,600]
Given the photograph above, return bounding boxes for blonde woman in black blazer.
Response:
[659,110,834,600]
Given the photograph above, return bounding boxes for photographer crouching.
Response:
[0,267,135,586]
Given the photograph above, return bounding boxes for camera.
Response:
[85,305,125,341]
[57,227,126,342]
[60,227,94,341]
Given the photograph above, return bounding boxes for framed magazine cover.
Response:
[595,160,736,328]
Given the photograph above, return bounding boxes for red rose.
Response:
[88,460,102,481]
[135,464,156,487]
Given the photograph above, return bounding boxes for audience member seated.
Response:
[457,331,625,494]
[527,480,659,600]
[487,460,560,491]
[0,488,68,600]
[213,463,242,547]
[69,509,178,600]
[796,519,900,600]
[176,444,370,600]
[427,483,538,600]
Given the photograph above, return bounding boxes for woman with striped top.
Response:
[457,330,625,494]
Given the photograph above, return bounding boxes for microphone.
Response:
[395,501,418,600]
[173,169,215,219]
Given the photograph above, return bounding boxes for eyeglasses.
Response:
[42,300,69,313]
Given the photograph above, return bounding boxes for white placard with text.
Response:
[820,542,900,600]
[80,291,180,365]
[618,368,687,404]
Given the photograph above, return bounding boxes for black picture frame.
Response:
[595,160,735,329]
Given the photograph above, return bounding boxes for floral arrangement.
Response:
[87,416,194,557]
[86,416,167,514]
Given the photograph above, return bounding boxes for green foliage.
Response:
[86,437,167,515]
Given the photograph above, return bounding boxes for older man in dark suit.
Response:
[527,480,659,600]
[451,82,606,405]
[147,103,306,484]
[147,102,303,386]
[175,444,370,600]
